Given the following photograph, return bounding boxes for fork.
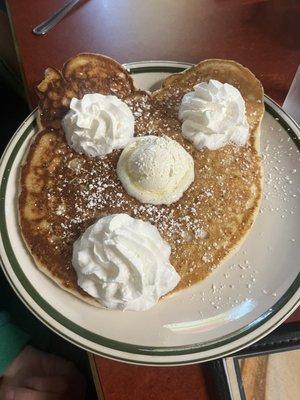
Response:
[32,0,80,36]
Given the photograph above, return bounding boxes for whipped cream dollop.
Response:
[179,79,249,150]
[117,135,194,205]
[72,214,180,311]
[62,93,134,156]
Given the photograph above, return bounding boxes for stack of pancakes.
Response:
[19,54,264,306]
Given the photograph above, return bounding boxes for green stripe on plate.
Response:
[127,66,186,74]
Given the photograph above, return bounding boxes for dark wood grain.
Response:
[286,308,300,324]
[92,356,210,400]
[7,0,300,108]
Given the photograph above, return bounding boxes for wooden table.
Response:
[7,0,300,108]
[6,0,300,399]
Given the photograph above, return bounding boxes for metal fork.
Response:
[32,0,80,36]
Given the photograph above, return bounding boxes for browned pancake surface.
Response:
[37,53,136,129]
[19,55,264,305]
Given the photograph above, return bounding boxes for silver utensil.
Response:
[32,0,80,36]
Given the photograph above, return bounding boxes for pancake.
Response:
[19,54,264,307]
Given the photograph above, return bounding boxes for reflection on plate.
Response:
[0,62,299,365]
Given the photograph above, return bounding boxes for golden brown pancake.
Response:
[19,54,264,307]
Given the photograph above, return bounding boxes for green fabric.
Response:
[0,271,97,398]
[0,311,30,375]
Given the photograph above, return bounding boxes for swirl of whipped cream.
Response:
[179,79,249,150]
[72,214,180,311]
[62,93,134,157]
[117,135,194,205]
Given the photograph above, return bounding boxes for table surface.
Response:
[7,0,300,108]
[7,0,300,399]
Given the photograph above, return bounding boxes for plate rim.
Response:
[0,61,299,365]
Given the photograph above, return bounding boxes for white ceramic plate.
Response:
[0,62,299,366]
